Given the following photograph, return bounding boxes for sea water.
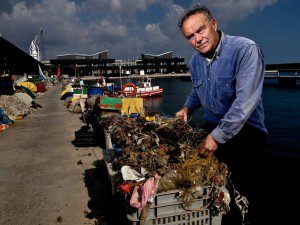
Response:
[143,77,300,224]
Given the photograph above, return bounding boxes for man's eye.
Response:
[188,35,195,40]
[200,28,205,34]
[197,28,205,34]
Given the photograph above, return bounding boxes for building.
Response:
[135,51,188,74]
[140,51,184,73]
[110,51,188,76]
[49,51,188,77]
[0,36,44,75]
[50,50,115,76]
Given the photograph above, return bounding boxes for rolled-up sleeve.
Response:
[211,44,265,143]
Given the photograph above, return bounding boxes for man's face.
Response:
[182,13,219,54]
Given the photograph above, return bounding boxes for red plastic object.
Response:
[118,181,132,194]
[36,82,46,93]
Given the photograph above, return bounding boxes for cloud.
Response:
[0,0,37,14]
[0,1,12,14]
[151,4,192,57]
[0,0,167,59]
[145,23,169,43]
[81,0,161,18]
[0,0,83,56]
[0,0,278,61]
[111,0,122,11]
[190,0,278,22]
[88,19,128,42]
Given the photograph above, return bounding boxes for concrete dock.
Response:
[0,85,104,225]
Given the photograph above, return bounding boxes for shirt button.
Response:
[209,91,212,94]
[208,78,210,81]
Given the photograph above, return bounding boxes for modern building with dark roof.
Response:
[141,51,173,59]
[139,51,188,74]
[49,50,188,77]
[110,51,188,76]
[55,50,109,60]
[50,50,115,76]
[0,36,44,75]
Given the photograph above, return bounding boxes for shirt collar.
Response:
[215,30,226,57]
[197,30,226,66]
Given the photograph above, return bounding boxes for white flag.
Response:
[38,64,47,80]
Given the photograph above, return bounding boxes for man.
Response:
[176,5,268,225]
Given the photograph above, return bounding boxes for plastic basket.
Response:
[128,211,221,225]
[126,188,222,225]
[104,154,222,225]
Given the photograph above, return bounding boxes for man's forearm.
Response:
[183,87,201,113]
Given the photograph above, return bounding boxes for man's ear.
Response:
[211,19,218,31]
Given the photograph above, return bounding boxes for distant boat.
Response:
[122,78,163,98]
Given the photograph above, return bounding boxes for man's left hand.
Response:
[199,134,218,157]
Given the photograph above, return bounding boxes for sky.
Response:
[0,0,299,64]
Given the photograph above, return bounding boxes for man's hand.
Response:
[175,107,189,123]
[199,134,218,157]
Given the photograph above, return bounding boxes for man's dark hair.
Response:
[178,5,214,30]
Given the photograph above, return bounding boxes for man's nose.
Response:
[194,33,202,44]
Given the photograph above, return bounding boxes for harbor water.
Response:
[142,77,300,224]
[144,78,300,153]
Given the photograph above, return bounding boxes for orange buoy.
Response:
[121,83,137,97]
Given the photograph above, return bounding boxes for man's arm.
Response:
[210,44,265,144]
[176,85,202,122]
[183,85,202,113]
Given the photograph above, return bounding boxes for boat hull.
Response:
[135,88,163,98]
[123,85,164,98]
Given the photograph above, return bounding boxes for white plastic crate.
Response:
[103,150,222,225]
[104,161,222,225]
[128,212,221,225]
[126,188,222,225]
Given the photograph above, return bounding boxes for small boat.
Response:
[122,78,163,98]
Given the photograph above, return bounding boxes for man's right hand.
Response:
[175,107,189,123]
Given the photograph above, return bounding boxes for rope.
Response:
[228,178,249,224]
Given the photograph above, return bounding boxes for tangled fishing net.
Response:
[100,114,230,215]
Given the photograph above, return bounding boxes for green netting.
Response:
[100,97,122,110]
[73,87,88,95]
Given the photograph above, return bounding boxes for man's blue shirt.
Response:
[184,31,268,144]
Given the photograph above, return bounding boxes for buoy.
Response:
[121,83,137,97]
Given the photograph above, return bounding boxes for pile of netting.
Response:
[100,114,230,215]
[0,93,42,120]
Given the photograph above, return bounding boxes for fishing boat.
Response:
[122,78,163,98]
